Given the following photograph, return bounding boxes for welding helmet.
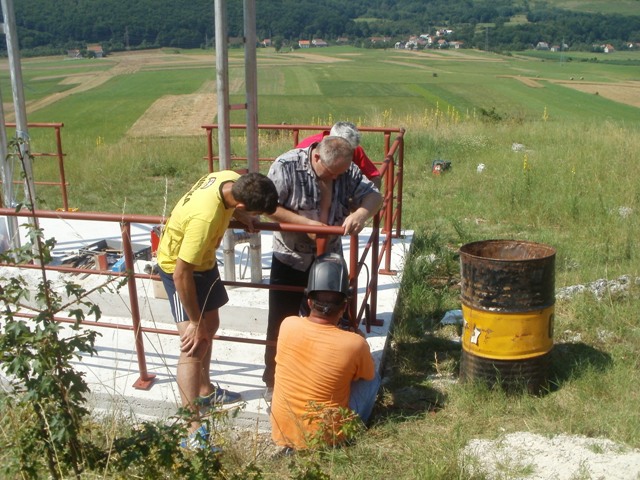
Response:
[305,253,351,298]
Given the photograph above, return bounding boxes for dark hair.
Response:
[309,292,347,316]
[232,172,278,214]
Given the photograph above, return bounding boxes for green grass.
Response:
[543,0,640,15]
[1,46,639,478]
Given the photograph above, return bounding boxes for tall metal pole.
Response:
[0,82,19,251]
[244,0,258,173]
[214,0,231,171]
[243,0,263,283]
[215,0,238,281]
[0,0,29,251]
[1,0,36,211]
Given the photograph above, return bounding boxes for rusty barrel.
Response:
[459,239,555,393]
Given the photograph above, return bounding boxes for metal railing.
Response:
[0,125,406,391]
[0,205,394,390]
[0,123,70,211]
[201,123,405,239]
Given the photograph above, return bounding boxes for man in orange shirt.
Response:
[269,253,381,450]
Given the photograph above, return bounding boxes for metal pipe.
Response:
[120,222,156,390]
[214,0,231,170]
[1,0,36,211]
[54,125,69,211]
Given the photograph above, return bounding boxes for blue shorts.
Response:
[159,264,229,323]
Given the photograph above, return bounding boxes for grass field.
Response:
[1,46,637,215]
[1,45,639,478]
[545,0,640,15]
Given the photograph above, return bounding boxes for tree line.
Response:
[2,0,639,57]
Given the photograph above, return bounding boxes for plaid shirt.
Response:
[267,145,377,271]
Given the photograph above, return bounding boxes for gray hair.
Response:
[330,121,361,148]
[317,136,354,169]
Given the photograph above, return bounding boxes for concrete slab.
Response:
[2,217,413,433]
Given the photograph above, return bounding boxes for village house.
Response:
[312,39,328,47]
[87,44,104,58]
[369,36,391,44]
[420,34,434,45]
[298,40,310,49]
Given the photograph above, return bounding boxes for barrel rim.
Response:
[459,239,556,261]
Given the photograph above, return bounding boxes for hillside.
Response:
[4,0,640,56]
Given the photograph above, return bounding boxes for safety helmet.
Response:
[305,253,351,298]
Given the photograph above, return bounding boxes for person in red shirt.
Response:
[296,122,382,189]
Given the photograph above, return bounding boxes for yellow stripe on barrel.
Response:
[461,304,554,360]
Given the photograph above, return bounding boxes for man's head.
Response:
[305,253,351,318]
[313,136,353,181]
[330,121,361,148]
[231,172,278,215]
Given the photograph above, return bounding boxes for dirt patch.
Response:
[553,80,640,108]
[127,93,217,137]
[285,52,348,63]
[498,75,544,88]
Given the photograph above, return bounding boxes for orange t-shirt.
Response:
[270,316,375,449]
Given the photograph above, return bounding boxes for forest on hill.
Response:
[3,0,640,56]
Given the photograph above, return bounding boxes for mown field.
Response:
[2,46,638,216]
[545,0,640,15]
[1,46,639,478]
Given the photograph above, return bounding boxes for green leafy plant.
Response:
[0,139,244,479]
[0,139,104,478]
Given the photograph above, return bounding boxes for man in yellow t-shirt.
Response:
[157,171,277,449]
[270,253,380,450]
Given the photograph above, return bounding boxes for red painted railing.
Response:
[0,124,406,391]
[1,123,70,211]
[0,207,393,390]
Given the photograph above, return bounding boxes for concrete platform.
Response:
[2,218,413,432]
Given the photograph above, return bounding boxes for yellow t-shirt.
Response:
[157,171,239,273]
[270,316,375,449]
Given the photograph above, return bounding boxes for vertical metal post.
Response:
[243,0,263,283]
[54,125,69,211]
[215,0,237,282]
[0,0,25,250]
[244,0,258,173]
[1,0,36,211]
[121,221,156,390]
[0,86,19,250]
[214,0,231,170]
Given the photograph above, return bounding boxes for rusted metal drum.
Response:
[458,239,556,393]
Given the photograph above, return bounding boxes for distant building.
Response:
[67,49,82,59]
[312,39,328,47]
[536,42,550,50]
[87,44,104,58]
[369,36,391,44]
[603,44,615,53]
[262,38,272,47]
[298,40,310,49]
